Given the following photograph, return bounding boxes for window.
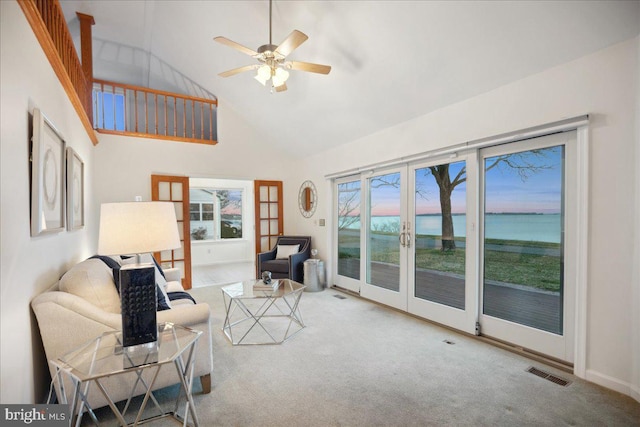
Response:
[189,189,243,241]
[93,91,125,131]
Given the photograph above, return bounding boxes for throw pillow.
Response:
[59,258,121,313]
[276,244,300,259]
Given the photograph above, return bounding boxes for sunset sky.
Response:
[354,146,562,216]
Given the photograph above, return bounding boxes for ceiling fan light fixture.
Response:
[272,75,285,87]
[275,67,289,82]
[257,65,271,79]
[254,74,268,86]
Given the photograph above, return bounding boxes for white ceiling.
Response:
[60,1,640,157]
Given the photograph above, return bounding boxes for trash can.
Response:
[303,259,324,292]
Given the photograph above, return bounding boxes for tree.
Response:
[427,148,558,251]
[428,164,465,251]
[337,182,361,230]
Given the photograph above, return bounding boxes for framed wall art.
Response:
[66,147,85,230]
[31,108,66,236]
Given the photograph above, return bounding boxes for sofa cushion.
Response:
[261,259,290,274]
[59,258,121,313]
[276,244,300,259]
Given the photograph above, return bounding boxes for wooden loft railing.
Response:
[93,80,218,145]
[19,0,218,146]
[19,0,98,145]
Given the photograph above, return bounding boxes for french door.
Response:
[333,131,577,363]
[478,132,576,363]
[334,177,362,293]
[151,174,192,289]
[254,180,283,255]
[407,155,477,334]
[359,167,408,311]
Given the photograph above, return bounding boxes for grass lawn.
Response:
[339,232,561,292]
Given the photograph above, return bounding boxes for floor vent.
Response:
[333,294,347,300]
[526,366,571,387]
[443,339,455,345]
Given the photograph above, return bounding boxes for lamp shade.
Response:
[98,202,181,256]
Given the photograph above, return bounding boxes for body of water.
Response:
[345,213,561,243]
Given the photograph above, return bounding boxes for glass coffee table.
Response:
[49,323,201,426]
[221,279,306,345]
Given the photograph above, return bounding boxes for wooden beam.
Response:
[76,12,95,82]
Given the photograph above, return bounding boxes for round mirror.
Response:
[298,180,317,218]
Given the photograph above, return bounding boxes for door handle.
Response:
[399,222,407,248]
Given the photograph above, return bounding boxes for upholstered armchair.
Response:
[257,236,311,283]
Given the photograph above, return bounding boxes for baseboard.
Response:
[586,369,640,402]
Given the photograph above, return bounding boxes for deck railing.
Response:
[19,0,97,144]
[93,80,218,145]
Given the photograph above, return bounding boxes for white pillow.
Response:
[59,259,121,313]
[276,244,300,259]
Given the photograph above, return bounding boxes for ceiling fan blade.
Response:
[219,64,259,78]
[288,61,331,75]
[274,30,308,57]
[275,83,288,93]
[214,36,259,57]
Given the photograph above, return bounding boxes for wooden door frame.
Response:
[254,180,284,255]
[151,174,192,289]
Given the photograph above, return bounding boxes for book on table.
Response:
[253,279,280,291]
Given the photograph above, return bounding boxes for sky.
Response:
[342,146,563,217]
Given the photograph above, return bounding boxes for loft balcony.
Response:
[93,80,217,145]
[19,0,217,145]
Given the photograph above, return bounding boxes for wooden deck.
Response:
[338,258,561,334]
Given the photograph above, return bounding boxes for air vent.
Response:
[333,294,347,300]
[443,339,455,345]
[526,366,571,387]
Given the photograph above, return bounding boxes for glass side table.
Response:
[49,322,201,427]
[222,279,305,345]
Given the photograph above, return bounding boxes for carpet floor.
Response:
[85,284,640,426]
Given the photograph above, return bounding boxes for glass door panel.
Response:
[360,168,408,311]
[413,161,467,309]
[367,171,402,291]
[337,180,361,281]
[483,145,564,334]
[479,131,575,363]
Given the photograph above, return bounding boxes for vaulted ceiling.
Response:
[60,1,640,157]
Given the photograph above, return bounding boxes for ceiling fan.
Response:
[214,0,331,93]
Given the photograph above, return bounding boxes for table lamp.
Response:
[98,201,181,351]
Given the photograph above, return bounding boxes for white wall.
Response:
[93,102,295,205]
[632,35,640,403]
[286,37,640,400]
[0,1,99,403]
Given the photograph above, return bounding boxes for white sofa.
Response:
[31,255,213,410]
